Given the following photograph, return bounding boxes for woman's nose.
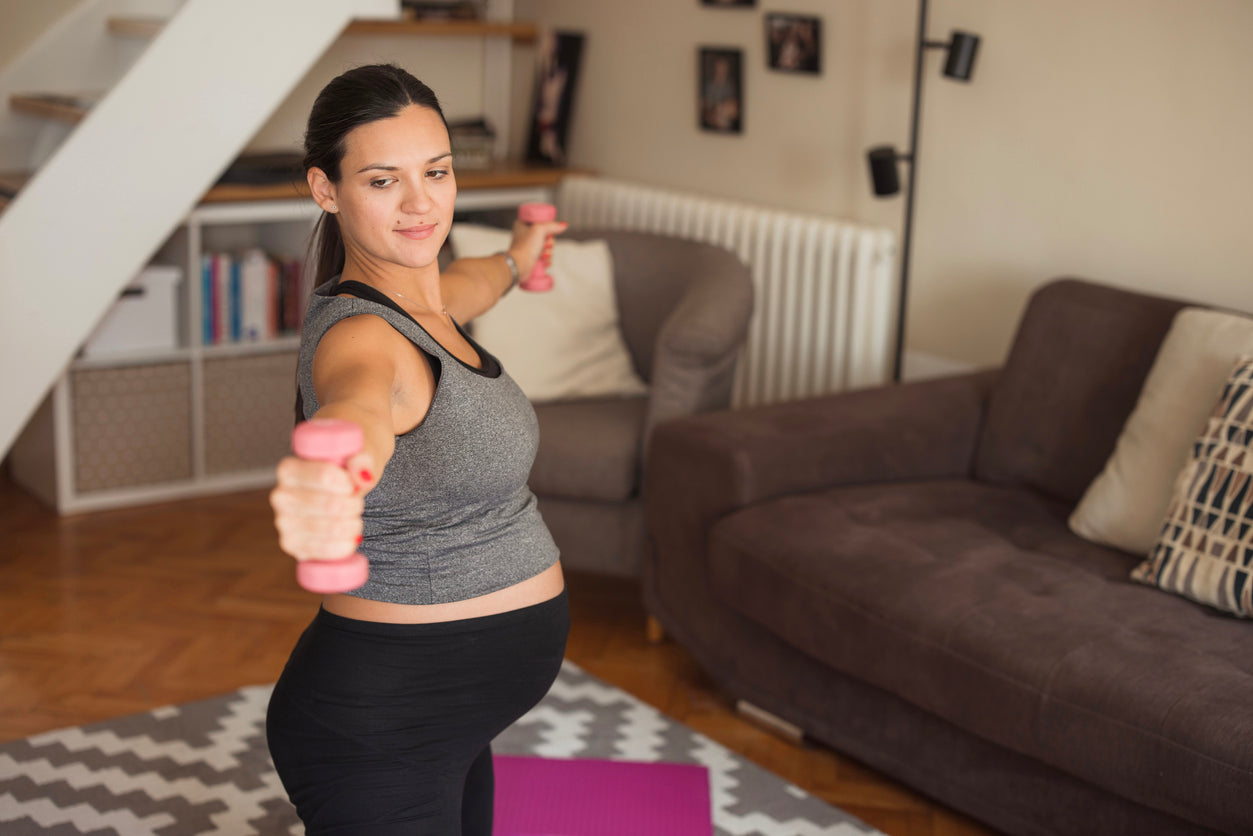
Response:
[400,179,433,216]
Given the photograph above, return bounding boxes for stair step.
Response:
[106,16,167,39]
[10,93,100,124]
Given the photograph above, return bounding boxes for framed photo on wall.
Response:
[766,13,822,75]
[525,30,586,166]
[698,47,744,134]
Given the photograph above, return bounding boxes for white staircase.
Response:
[0,0,399,460]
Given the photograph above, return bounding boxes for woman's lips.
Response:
[395,224,437,240]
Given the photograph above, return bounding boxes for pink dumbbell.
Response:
[517,202,558,291]
[289,418,370,594]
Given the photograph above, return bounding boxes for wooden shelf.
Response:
[106,16,537,43]
[346,18,537,41]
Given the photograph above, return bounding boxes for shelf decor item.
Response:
[214,151,304,187]
[864,0,982,380]
[766,13,822,75]
[698,47,744,134]
[525,30,585,167]
[400,0,483,20]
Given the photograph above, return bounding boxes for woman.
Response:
[266,64,570,835]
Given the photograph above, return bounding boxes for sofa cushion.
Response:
[1070,309,1253,555]
[1132,355,1253,616]
[708,479,1253,832]
[530,395,647,502]
[975,279,1187,504]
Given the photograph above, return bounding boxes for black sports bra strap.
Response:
[332,279,416,325]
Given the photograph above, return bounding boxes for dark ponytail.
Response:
[295,64,448,424]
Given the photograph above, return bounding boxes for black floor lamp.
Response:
[867,0,981,381]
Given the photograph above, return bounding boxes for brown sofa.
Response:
[643,279,1253,836]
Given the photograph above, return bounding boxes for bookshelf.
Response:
[9,164,576,514]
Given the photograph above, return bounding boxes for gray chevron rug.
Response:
[0,660,882,836]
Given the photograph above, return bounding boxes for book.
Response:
[239,247,270,342]
[201,249,306,344]
[201,253,214,345]
[229,256,242,341]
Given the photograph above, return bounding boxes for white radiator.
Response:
[556,175,897,408]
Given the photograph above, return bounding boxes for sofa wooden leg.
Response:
[645,615,665,644]
[736,700,806,746]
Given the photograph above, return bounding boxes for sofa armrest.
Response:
[643,259,754,444]
[645,369,999,520]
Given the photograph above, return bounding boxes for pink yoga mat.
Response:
[493,755,712,835]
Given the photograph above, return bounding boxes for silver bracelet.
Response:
[499,251,519,291]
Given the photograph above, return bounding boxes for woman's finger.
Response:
[275,456,356,495]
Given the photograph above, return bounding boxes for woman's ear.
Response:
[308,167,338,214]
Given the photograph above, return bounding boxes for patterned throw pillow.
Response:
[1132,356,1253,616]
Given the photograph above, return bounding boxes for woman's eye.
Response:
[370,178,395,188]
[427,169,450,180]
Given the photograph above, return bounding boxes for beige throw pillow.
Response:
[1131,356,1253,616]
[449,223,647,403]
[1069,308,1253,554]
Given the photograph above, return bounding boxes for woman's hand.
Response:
[507,216,568,283]
[270,449,376,565]
[440,216,569,321]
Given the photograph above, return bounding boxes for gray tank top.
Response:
[296,276,560,605]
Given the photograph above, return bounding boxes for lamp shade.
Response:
[867,145,901,196]
[943,30,980,80]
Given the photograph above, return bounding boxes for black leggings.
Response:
[265,589,569,835]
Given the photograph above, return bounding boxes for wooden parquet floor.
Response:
[0,470,1000,836]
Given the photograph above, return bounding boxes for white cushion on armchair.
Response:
[450,223,647,403]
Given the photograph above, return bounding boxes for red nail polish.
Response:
[356,535,364,545]
[360,469,373,483]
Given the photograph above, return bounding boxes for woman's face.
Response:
[313,104,456,273]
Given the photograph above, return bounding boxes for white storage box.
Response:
[82,265,181,358]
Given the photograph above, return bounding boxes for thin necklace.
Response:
[384,287,448,318]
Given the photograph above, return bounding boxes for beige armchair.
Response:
[526,229,754,577]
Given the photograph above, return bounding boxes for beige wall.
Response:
[0,0,83,73]
[511,0,870,218]
[514,0,1253,369]
[246,34,489,152]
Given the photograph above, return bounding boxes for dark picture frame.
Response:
[766,13,822,75]
[525,30,585,167]
[698,47,744,134]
